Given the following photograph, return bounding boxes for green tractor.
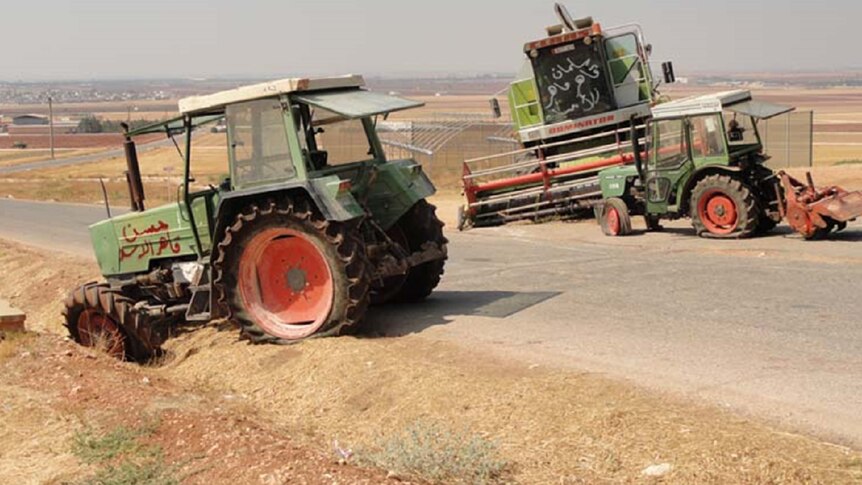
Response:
[596,90,794,238]
[63,75,448,361]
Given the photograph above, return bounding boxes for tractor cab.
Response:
[596,90,801,238]
[639,90,793,214]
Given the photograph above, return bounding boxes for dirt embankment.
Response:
[2,240,862,483]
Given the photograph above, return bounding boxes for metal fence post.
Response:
[809,110,814,167]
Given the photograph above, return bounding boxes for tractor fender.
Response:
[679,165,743,213]
[209,178,365,258]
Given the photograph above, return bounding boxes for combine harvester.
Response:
[460,3,862,239]
[460,3,670,229]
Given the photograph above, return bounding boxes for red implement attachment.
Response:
[778,171,862,239]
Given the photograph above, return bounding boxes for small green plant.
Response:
[78,455,177,485]
[835,159,862,166]
[71,422,176,485]
[72,426,148,464]
[357,420,508,484]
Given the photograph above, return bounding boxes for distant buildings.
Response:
[6,114,77,135]
[11,114,48,125]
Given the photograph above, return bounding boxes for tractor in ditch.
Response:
[63,75,448,361]
[596,90,862,239]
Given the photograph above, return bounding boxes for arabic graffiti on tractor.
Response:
[119,220,182,261]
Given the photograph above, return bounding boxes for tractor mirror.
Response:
[489,98,502,119]
[662,62,676,84]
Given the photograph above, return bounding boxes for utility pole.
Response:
[48,96,55,160]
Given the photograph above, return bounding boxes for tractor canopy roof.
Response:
[128,75,424,137]
[652,90,794,121]
[176,74,423,118]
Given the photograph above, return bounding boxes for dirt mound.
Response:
[0,332,390,484]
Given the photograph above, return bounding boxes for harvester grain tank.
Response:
[63,75,448,360]
[460,3,671,229]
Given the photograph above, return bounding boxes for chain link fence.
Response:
[374,110,814,190]
[760,110,813,169]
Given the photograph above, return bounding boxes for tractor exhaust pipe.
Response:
[121,126,145,212]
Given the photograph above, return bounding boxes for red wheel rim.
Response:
[238,228,334,340]
[77,309,125,359]
[606,206,621,236]
[698,189,738,235]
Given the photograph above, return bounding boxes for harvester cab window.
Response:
[605,33,650,107]
[298,106,375,168]
[226,99,295,188]
[653,119,687,170]
[690,115,726,159]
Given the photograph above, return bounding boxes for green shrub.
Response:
[357,420,508,484]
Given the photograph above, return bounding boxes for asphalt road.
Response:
[2,198,861,446]
[0,137,175,175]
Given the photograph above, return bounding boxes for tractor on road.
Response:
[64,75,448,361]
[596,90,862,239]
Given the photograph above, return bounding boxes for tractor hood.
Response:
[292,89,424,119]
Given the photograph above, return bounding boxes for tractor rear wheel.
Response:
[601,198,632,236]
[63,284,155,362]
[377,200,447,303]
[690,175,759,238]
[214,197,372,343]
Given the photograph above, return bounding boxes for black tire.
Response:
[645,214,663,232]
[601,198,632,236]
[805,218,836,241]
[213,197,372,344]
[386,200,447,303]
[756,215,779,236]
[690,175,759,239]
[62,284,157,362]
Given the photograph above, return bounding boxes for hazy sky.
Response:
[3,0,859,81]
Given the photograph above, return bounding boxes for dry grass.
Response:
[156,328,862,484]
[0,331,35,362]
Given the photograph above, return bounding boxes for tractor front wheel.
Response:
[601,198,632,236]
[214,197,372,343]
[690,175,759,238]
[63,284,156,362]
[373,200,447,304]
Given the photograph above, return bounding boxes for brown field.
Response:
[1,87,861,204]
